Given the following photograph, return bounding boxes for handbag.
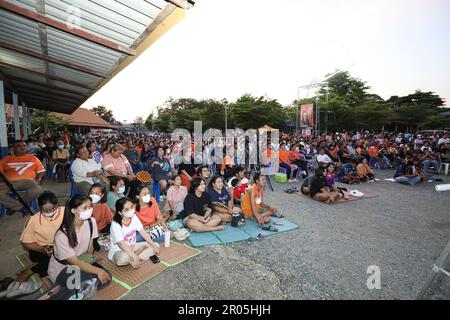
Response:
[147,224,166,240]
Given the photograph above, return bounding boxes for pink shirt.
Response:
[47,219,99,283]
[164,185,188,212]
[102,154,132,176]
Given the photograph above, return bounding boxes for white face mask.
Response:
[42,208,58,218]
[90,194,102,204]
[141,195,151,204]
[118,186,126,194]
[295,147,300,152]
[77,208,93,221]
[123,209,135,219]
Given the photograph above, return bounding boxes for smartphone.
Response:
[150,255,160,264]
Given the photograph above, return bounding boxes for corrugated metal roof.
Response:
[0,0,195,115]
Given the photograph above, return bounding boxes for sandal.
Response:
[272,213,285,219]
[262,225,278,232]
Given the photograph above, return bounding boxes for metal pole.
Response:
[225,104,228,134]
[28,107,31,135]
[13,92,20,140]
[0,80,8,157]
[44,111,48,133]
[23,103,28,140]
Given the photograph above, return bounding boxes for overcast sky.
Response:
[81,0,450,122]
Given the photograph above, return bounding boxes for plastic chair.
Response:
[68,160,80,197]
[439,163,450,176]
[0,192,39,218]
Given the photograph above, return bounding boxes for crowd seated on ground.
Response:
[1,129,449,295]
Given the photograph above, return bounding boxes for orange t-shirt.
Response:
[136,198,161,227]
[241,184,263,218]
[279,149,289,164]
[221,155,235,173]
[92,203,113,232]
[0,155,45,181]
[368,146,379,157]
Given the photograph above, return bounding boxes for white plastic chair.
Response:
[439,163,450,176]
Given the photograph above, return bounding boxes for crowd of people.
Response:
[0,129,448,296]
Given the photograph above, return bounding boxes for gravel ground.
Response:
[1,170,449,300]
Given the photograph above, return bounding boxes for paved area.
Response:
[1,170,449,300]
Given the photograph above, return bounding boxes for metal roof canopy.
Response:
[0,0,194,114]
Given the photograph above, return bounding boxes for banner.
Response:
[299,104,314,136]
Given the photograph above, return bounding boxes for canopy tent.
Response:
[259,124,277,132]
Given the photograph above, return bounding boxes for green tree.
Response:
[145,113,154,130]
[31,109,69,132]
[229,94,286,130]
[91,106,115,123]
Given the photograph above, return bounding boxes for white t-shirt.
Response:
[317,154,332,164]
[71,158,101,184]
[108,215,144,260]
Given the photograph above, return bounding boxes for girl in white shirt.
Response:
[109,197,160,268]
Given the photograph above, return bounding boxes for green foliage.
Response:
[91,106,115,123]
[31,109,69,132]
[148,71,447,132]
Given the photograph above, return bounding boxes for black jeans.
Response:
[29,250,51,277]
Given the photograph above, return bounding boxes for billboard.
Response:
[299,104,314,136]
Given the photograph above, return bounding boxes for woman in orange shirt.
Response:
[134,185,168,244]
[279,143,299,182]
[241,173,281,226]
[288,144,308,179]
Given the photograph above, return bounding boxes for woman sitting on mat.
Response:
[18,191,64,282]
[182,178,225,233]
[164,175,188,221]
[109,197,160,268]
[151,146,173,196]
[356,158,376,182]
[207,175,241,224]
[241,173,281,227]
[309,167,340,204]
[89,183,113,235]
[47,195,111,285]
[106,176,126,215]
[134,185,168,244]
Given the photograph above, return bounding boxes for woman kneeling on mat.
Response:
[241,173,281,227]
[310,167,340,204]
[109,197,160,268]
[47,195,111,285]
[182,178,225,232]
[18,191,64,281]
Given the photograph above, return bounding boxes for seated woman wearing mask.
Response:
[109,197,160,268]
[18,191,64,281]
[134,185,168,244]
[47,195,111,286]
[106,177,126,215]
[52,140,70,183]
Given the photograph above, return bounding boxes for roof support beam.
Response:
[0,42,106,78]
[0,0,136,56]
[0,62,95,89]
[13,83,86,100]
[7,76,88,97]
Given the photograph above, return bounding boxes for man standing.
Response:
[0,140,45,215]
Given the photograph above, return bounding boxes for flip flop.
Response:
[262,225,278,232]
[255,233,265,240]
[272,213,285,219]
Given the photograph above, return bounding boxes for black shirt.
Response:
[178,160,196,177]
[309,176,327,198]
[183,192,213,217]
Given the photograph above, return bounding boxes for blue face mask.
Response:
[118,186,126,194]
[58,145,64,149]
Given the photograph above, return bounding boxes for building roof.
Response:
[0,0,195,114]
[52,107,112,128]
[440,110,450,116]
